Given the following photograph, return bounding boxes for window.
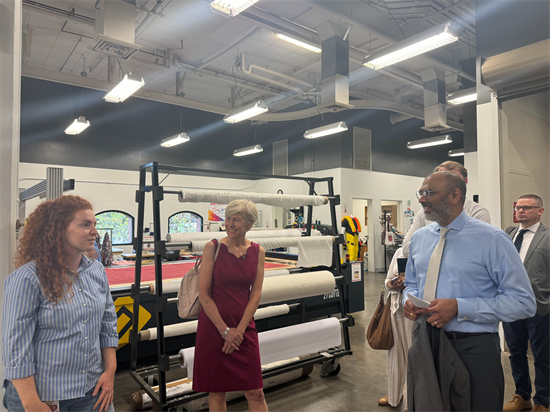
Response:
[169,211,203,233]
[95,210,134,245]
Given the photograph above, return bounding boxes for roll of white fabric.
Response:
[188,236,333,267]
[264,269,291,278]
[145,305,290,340]
[259,271,335,305]
[178,189,327,207]
[179,317,341,378]
[258,317,341,365]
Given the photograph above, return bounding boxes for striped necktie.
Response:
[422,227,451,302]
[514,229,528,253]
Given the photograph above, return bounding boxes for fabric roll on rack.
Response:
[177,189,328,207]
[140,304,290,341]
[259,271,335,305]
[166,229,302,244]
[179,317,341,379]
[189,236,334,267]
[264,269,291,278]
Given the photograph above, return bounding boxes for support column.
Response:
[476,57,501,227]
[0,0,22,403]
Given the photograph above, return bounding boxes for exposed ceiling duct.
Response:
[316,20,352,112]
[89,0,142,59]
[420,66,451,132]
[481,38,550,99]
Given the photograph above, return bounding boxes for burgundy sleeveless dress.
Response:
[192,239,263,392]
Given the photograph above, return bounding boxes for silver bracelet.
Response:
[221,327,230,339]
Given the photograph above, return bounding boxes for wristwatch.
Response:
[221,327,230,339]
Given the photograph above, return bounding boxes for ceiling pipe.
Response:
[195,27,262,71]
[238,54,303,94]
[246,63,317,89]
[302,0,476,83]
[22,1,94,26]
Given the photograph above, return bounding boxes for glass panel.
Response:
[96,212,133,245]
[169,212,202,233]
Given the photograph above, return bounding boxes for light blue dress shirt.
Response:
[404,210,536,333]
[2,255,118,401]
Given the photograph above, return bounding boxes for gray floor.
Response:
[113,271,533,411]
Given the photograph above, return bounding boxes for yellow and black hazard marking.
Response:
[114,297,152,349]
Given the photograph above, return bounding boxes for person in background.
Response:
[402,161,490,257]
[193,199,268,412]
[503,194,549,412]
[378,247,415,410]
[2,195,118,412]
[404,172,536,411]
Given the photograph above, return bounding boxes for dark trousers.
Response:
[503,312,550,408]
[446,332,504,412]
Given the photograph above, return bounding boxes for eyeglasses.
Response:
[415,189,448,200]
[514,206,541,212]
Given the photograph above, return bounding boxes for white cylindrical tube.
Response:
[177,190,328,207]
[259,271,335,305]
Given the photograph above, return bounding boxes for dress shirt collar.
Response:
[435,209,468,233]
[519,221,540,233]
[78,254,94,271]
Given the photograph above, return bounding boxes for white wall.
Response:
[500,91,550,228]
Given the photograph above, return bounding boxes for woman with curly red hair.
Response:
[2,195,118,412]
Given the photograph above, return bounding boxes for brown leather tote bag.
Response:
[366,289,394,350]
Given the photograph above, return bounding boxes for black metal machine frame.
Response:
[130,161,354,409]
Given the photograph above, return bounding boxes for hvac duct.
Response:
[316,21,353,112]
[89,0,142,59]
[481,38,550,98]
[419,66,451,132]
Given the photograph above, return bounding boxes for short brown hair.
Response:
[519,194,543,207]
[434,161,467,179]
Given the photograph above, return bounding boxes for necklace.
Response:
[232,241,247,260]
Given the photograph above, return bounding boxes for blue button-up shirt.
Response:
[404,210,536,333]
[2,256,118,401]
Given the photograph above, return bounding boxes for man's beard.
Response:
[422,197,452,226]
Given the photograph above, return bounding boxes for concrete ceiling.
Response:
[21,0,476,122]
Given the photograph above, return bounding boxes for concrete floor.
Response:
[113,271,534,411]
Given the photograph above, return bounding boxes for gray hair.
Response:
[225,199,258,225]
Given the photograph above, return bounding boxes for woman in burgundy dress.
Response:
[193,199,268,412]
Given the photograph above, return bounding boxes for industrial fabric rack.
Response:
[130,161,356,410]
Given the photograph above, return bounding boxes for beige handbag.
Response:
[177,240,221,319]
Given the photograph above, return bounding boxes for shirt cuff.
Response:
[456,298,475,322]
[4,363,36,380]
[100,334,119,348]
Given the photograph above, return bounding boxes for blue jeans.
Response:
[3,380,115,412]
[503,312,550,408]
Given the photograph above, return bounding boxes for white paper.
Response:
[407,293,431,309]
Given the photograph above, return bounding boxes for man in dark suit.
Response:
[503,194,549,412]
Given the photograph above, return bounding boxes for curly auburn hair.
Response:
[15,195,94,304]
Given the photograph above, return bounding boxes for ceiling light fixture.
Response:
[210,0,260,17]
[304,121,348,139]
[275,33,322,53]
[448,148,465,157]
[407,134,452,149]
[64,116,90,135]
[104,73,145,103]
[224,101,268,123]
[447,88,477,105]
[363,22,459,70]
[161,132,190,148]
[233,144,263,157]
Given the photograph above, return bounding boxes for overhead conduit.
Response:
[481,38,550,99]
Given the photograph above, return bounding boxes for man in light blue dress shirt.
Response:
[403,172,536,411]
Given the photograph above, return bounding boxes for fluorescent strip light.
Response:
[448,88,477,105]
[64,116,90,135]
[224,101,268,123]
[210,0,260,17]
[363,22,458,70]
[233,144,263,157]
[275,33,322,53]
[448,148,465,157]
[104,73,145,103]
[160,132,190,148]
[406,134,452,149]
[304,121,348,139]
